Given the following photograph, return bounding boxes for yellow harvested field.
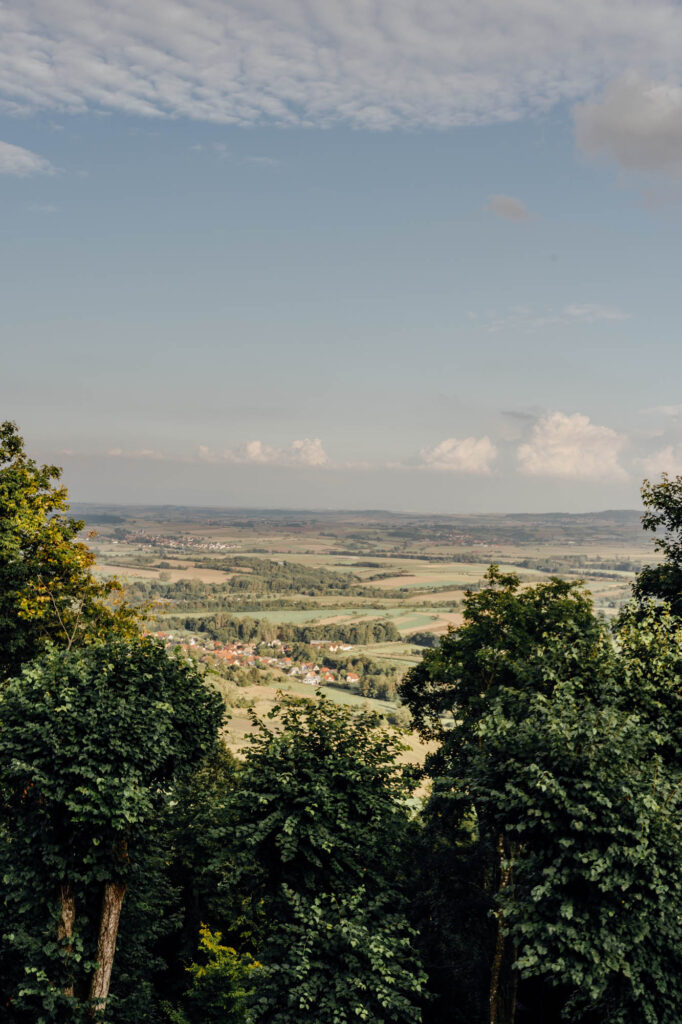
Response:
[416,589,465,603]
[418,612,464,635]
[309,612,358,626]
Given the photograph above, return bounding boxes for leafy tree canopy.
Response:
[230,695,414,911]
[633,474,682,612]
[474,680,682,1024]
[221,695,426,1024]
[400,566,608,756]
[0,638,224,1020]
[0,421,139,680]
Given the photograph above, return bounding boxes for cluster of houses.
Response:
[152,632,358,688]
[111,531,235,552]
[289,662,358,686]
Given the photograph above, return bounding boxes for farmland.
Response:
[73,503,654,746]
[81,505,651,622]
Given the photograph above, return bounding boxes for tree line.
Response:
[122,571,409,610]
[174,556,400,598]
[5,420,682,1023]
[154,612,401,646]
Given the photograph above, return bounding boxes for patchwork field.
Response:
[78,504,654,728]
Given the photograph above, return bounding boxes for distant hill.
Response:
[72,504,645,547]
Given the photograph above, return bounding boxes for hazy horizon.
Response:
[69,497,645,519]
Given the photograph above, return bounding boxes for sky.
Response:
[5,1,682,512]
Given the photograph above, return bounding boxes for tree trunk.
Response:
[489,834,516,1024]
[58,883,76,998]
[89,881,126,1018]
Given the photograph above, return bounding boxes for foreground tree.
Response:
[633,473,682,612]
[470,676,682,1024]
[401,569,604,1023]
[0,420,138,680]
[403,567,682,1024]
[208,695,426,1024]
[0,638,224,1021]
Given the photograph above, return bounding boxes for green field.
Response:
[84,505,654,651]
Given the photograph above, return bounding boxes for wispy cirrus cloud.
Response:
[471,303,630,333]
[4,2,682,129]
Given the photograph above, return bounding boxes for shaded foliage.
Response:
[0,639,224,1020]
[633,474,682,612]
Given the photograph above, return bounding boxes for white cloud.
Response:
[575,74,682,175]
[201,438,329,468]
[646,404,682,419]
[0,139,53,175]
[639,445,682,477]
[245,155,280,167]
[517,412,627,481]
[4,2,682,128]
[562,303,630,322]
[419,436,498,474]
[486,194,530,221]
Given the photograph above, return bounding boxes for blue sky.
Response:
[4,1,682,512]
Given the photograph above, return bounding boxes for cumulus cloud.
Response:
[0,139,53,175]
[106,447,165,459]
[639,445,682,477]
[517,412,627,481]
[419,436,498,474]
[4,2,682,128]
[575,74,682,175]
[486,194,530,220]
[200,438,329,468]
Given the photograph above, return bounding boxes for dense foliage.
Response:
[217,696,427,1024]
[633,473,682,612]
[401,567,682,1024]
[124,558,407,606]
[155,611,401,645]
[0,638,224,1021]
[0,420,138,680]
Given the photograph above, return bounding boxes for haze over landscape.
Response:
[5,2,682,510]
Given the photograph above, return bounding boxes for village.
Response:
[110,530,237,553]
[152,631,361,688]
